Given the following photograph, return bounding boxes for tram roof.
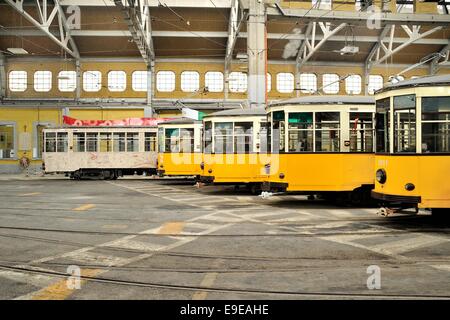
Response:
[269,96,375,107]
[46,125,158,129]
[203,107,266,118]
[158,118,202,125]
[377,75,450,93]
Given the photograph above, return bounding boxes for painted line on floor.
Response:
[72,204,96,211]
[19,192,42,196]
[158,222,185,235]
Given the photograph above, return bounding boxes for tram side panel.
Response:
[374,155,450,209]
[158,152,203,176]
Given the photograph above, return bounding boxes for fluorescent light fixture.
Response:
[7,48,29,55]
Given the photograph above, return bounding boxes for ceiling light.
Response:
[7,48,29,55]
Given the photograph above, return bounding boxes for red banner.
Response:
[63,116,174,127]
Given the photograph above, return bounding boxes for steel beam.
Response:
[4,0,80,59]
[0,53,6,99]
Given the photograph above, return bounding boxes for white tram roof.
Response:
[158,118,202,126]
[377,74,450,93]
[269,95,374,107]
[203,107,266,118]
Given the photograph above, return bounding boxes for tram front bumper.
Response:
[199,176,215,184]
[262,181,288,193]
[371,191,421,205]
[157,169,165,177]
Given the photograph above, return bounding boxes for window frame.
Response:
[132,70,148,92]
[322,73,340,94]
[83,71,102,92]
[107,70,127,92]
[8,71,28,92]
[33,71,52,92]
[205,71,224,93]
[58,71,77,92]
[276,72,295,94]
[180,71,200,93]
[156,71,176,92]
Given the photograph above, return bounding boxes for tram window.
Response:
[315,112,340,152]
[204,122,213,154]
[272,111,285,153]
[375,98,390,153]
[113,133,126,152]
[73,133,86,152]
[422,97,450,153]
[99,133,112,152]
[260,122,268,153]
[45,133,56,152]
[234,122,253,153]
[56,133,68,152]
[180,129,194,153]
[165,128,180,153]
[350,113,374,152]
[158,128,165,152]
[145,132,157,152]
[394,95,416,153]
[214,122,233,154]
[288,112,313,152]
[126,133,139,152]
[45,132,67,152]
[86,133,98,152]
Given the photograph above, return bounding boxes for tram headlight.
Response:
[376,169,387,184]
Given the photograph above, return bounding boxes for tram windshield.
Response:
[271,111,285,153]
[393,94,416,153]
[350,113,374,152]
[375,97,390,153]
[212,121,254,154]
[422,96,450,153]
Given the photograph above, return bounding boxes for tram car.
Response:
[372,75,450,215]
[263,96,376,204]
[42,126,157,179]
[200,108,269,193]
[157,118,203,178]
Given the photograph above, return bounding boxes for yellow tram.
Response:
[157,118,203,178]
[263,96,376,204]
[200,108,269,193]
[372,75,450,215]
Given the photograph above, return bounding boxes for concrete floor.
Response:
[0,175,449,300]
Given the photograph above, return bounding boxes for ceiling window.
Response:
[108,71,126,92]
[83,71,102,92]
[368,75,383,95]
[299,73,317,93]
[276,73,294,93]
[132,71,148,92]
[181,71,200,92]
[156,71,176,92]
[267,73,271,93]
[8,71,27,92]
[34,71,52,92]
[58,71,76,92]
[345,75,362,95]
[322,73,340,94]
[229,72,247,93]
[205,71,223,92]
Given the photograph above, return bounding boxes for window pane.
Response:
[345,75,362,95]
[394,95,416,153]
[214,122,233,154]
[158,128,164,152]
[165,128,179,153]
[272,111,285,153]
[299,73,317,93]
[181,71,200,92]
[288,112,313,129]
[422,123,450,153]
[0,125,15,159]
[205,72,223,92]
[132,71,148,92]
[45,132,56,153]
[234,122,253,153]
[100,133,112,152]
[289,130,313,152]
[157,71,175,92]
[145,132,156,151]
[315,112,340,152]
[34,71,52,92]
[322,74,339,94]
[180,128,194,152]
[350,113,374,152]
[368,75,383,95]
[422,97,450,121]
[83,71,102,92]
[376,97,390,153]
[73,132,86,152]
[276,73,294,93]
[229,72,247,93]
[86,133,98,152]
[113,133,126,152]
[126,132,139,152]
[260,122,268,153]
[56,132,68,152]
[108,71,126,92]
[58,71,76,92]
[8,71,27,92]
